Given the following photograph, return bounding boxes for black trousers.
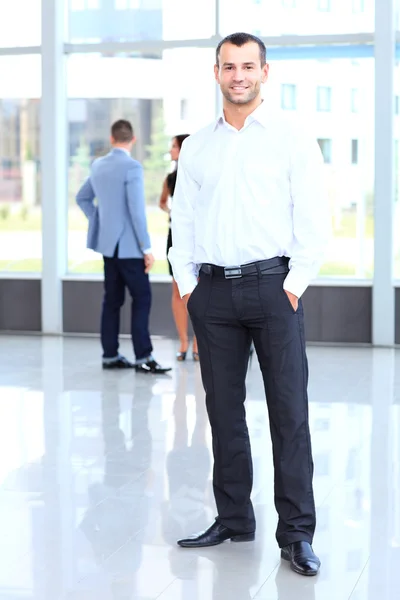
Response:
[188,263,316,548]
[101,254,153,361]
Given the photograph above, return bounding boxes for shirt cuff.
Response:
[143,248,152,255]
[283,269,312,299]
[176,275,198,298]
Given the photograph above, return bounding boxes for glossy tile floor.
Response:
[0,335,399,600]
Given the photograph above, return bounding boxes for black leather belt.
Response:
[200,257,289,279]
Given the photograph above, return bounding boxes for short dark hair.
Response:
[111,119,134,143]
[216,32,267,67]
[173,134,190,150]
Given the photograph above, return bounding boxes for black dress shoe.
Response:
[102,356,134,369]
[177,521,255,548]
[135,359,172,374]
[281,541,320,576]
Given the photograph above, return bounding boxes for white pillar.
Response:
[373,0,396,345]
[215,0,220,36]
[41,0,67,333]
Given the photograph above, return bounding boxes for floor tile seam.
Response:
[251,562,280,599]
[73,532,140,586]
[347,556,370,599]
[152,555,200,600]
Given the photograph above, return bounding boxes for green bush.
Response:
[20,205,29,221]
[0,204,10,220]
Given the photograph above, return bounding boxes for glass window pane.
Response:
[67,50,215,275]
[394,61,400,278]
[351,139,359,165]
[351,88,360,113]
[397,0,400,30]
[266,57,374,279]
[67,0,215,42]
[0,0,41,47]
[0,56,41,273]
[281,84,297,110]
[219,0,374,36]
[317,138,332,163]
[317,86,332,112]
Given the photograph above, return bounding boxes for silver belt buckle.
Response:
[224,266,242,279]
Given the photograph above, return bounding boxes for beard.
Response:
[221,83,260,105]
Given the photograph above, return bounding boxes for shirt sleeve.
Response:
[125,163,152,255]
[168,143,199,297]
[283,131,331,298]
[76,176,96,218]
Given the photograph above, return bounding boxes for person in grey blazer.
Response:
[76,119,171,374]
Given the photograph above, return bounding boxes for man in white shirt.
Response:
[169,32,330,576]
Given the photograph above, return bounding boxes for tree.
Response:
[69,138,92,205]
[143,105,170,205]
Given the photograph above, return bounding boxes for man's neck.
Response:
[223,96,263,131]
[113,143,131,153]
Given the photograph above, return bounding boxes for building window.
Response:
[396,96,399,116]
[395,140,399,202]
[180,99,189,120]
[317,138,332,164]
[317,86,332,112]
[352,139,359,165]
[71,0,85,9]
[317,0,331,11]
[71,0,99,8]
[351,88,359,113]
[281,84,297,110]
[314,453,330,476]
[352,0,365,12]
[115,0,139,8]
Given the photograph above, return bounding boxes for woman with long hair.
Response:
[159,134,199,361]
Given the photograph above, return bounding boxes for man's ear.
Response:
[214,63,220,84]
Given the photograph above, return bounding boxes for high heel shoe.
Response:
[192,351,200,362]
[176,351,187,362]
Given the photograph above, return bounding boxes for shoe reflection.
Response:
[274,562,316,599]
[162,366,212,546]
[79,383,153,599]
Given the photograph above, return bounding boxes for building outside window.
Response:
[352,0,365,13]
[317,86,332,111]
[351,88,360,113]
[317,138,332,164]
[281,84,297,110]
[352,139,359,165]
[317,0,331,12]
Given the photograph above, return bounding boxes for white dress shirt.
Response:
[169,100,330,299]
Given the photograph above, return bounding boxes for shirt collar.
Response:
[112,147,131,156]
[214,99,268,131]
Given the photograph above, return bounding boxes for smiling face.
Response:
[214,42,269,106]
[170,137,180,161]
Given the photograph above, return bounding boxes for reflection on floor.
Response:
[0,335,399,600]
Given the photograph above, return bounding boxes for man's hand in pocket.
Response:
[285,290,298,311]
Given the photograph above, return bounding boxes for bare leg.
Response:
[172,279,189,353]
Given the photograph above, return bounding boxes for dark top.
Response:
[166,170,177,197]
[166,170,177,228]
[166,171,177,276]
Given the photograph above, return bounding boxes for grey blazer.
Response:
[76,148,151,258]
